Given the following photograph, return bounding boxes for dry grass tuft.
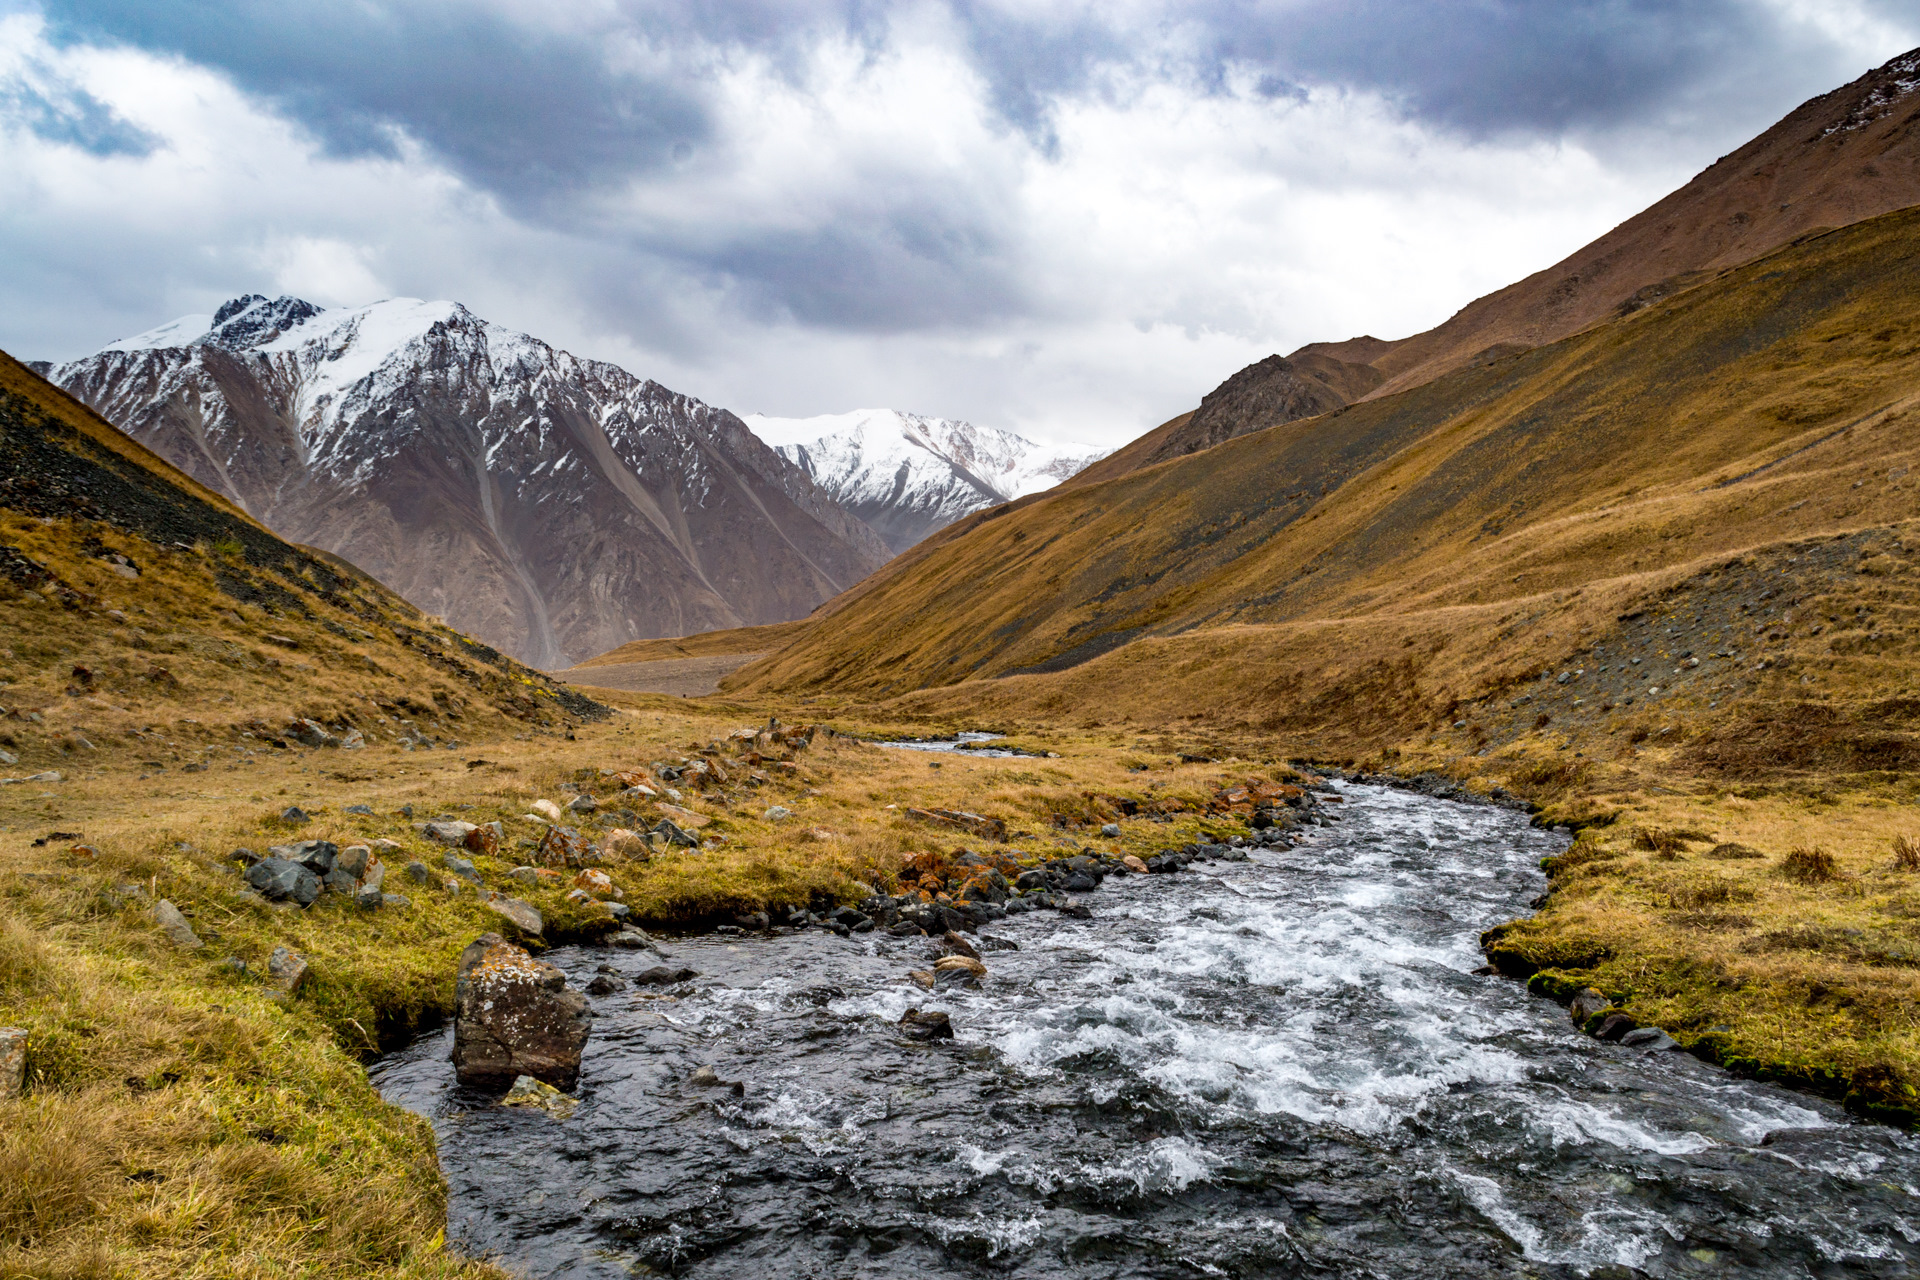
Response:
[1781,846,1840,883]
[1894,834,1920,871]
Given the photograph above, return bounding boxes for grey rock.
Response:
[652,819,698,848]
[608,928,658,951]
[763,805,793,821]
[270,840,338,875]
[1568,988,1612,1022]
[442,853,483,884]
[1595,1012,1637,1041]
[152,899,202,949]
[382,893,412,908]
[483,896,544,938]
[245,857,321,906]
[267,945,308,992]
[322,866,359,895]
[689,1065,727,1087]
[585,973,626,995]
[424,820,478,845]
[1100,823,1121,838]
[336,845,371,878]
[344,804,374,816]
[353,884,384,909]
[0,1027,24,1099]
[633,965,700,985]
[568,794,597,813]
[280,806,310,824]
[1619,1027,1680,1051]
[362,861,386,893]
[230,847,262,867]
[404,860,432,884]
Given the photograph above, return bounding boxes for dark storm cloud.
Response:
[1,51,155,156]
[27,0,1916,334]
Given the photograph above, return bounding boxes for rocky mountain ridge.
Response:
[745,408,1105,553]
[51,295,890,667]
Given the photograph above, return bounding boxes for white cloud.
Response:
[0,6,1912,450]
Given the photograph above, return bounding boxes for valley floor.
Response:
[4,657,1920,1278]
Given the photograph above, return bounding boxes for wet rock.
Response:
[1015,869,1049,892]
[452,933,592,1089]
[1619,1027,1680,1051]
[586,973,627,995]
[1595,1012,1637,1041]
[934,955,987,978]
[424,820,478,845]
[633,965,700,985]
[608,928,658,950]
[1568,988,1612,1022]
[152,899,202,949]
[689,1065,726,1087]
[1059,898,1093,919]
[483,896,544,939]
[245,857,321,906]
[500,1073,577,1120]
[1122,855,1149,874]
[889,921,928,937]
[975,934,1019,952]
[908,969,936,989]
[940,930,981,960]
[267,945,308,993]
[733,911,770,932]
[898,1008,954,1040]
[0,1027,25,1099]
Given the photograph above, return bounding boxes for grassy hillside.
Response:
[727,206,1920,708]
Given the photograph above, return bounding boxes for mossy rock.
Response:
[1525,970,1591,1005]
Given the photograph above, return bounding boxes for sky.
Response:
[1,2,1915,448]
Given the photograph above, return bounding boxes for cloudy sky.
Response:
[1,2,1915,447]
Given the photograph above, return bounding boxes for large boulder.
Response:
[452,933,591,1089]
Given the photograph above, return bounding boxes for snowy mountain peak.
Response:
[744,407,1106,553]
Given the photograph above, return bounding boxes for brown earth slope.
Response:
[1081,46,1920,486]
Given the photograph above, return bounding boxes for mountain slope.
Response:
[744,408,1106,553]
[723,202,1920,711]
[52,296,890,667]
[1078,46,1920,486]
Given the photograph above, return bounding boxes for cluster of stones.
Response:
[236,839,403,910]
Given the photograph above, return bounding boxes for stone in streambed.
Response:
[633,965,700,985]
[1595,1012,1637,1041]
[1619,1026,1680,1050]
[898,1008,953,1040]
[452,932,592,1089]
[586,973,626,995]
[1568,988,1611,1022]
[499,1073,577,1120]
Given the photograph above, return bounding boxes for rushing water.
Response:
[373,783,1920,1278]
[873,731,1014,756]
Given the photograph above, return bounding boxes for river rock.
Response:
[484,896,545,938]
[152,899,201,949]
[246,857,321,906]
[1595,1012,1637,1041]
[1568,988,1612,1022]
[586,973,626,995]
[452,933,593,1089]
[1619,1026,1680,1051]
[0,1027,25,1099]
[268,945,308,992]
[1122,855,1149,874]
[500,1073,577,1120]
[939,930,981,960]
[898,1008,954,1040]
[633,965,699,985]
[608,928,658,950]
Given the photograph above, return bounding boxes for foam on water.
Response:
[374,781,1920,1278]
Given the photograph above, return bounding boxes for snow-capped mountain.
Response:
[54,295,890,667]
[743,408,1106,553]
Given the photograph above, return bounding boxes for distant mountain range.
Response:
[744,408,1106,554]
[45,296,890,667]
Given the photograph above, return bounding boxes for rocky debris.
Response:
[452,933,592,1089]
[286,718,343,748]
[443,852,484,884]
[271,840,339,875]
[423,820,478,845]
[689,1065,728,1087]
[651,819,698,848]
[483,896,544,938]
[898,1008,954,1040]
[0,1027,25,1099]
[1568,988,1612,1022]
[536,825,591,868]
[633,965,700,985]
[267,945,308,993]
[152,899,201,949]
[603,828,652,860]
[499,1073,578,1120]
[245,857,321,906]
[657,803,710,830]
[1100,823,1122,838]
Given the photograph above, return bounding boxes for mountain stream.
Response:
[372,782,1920,1278]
